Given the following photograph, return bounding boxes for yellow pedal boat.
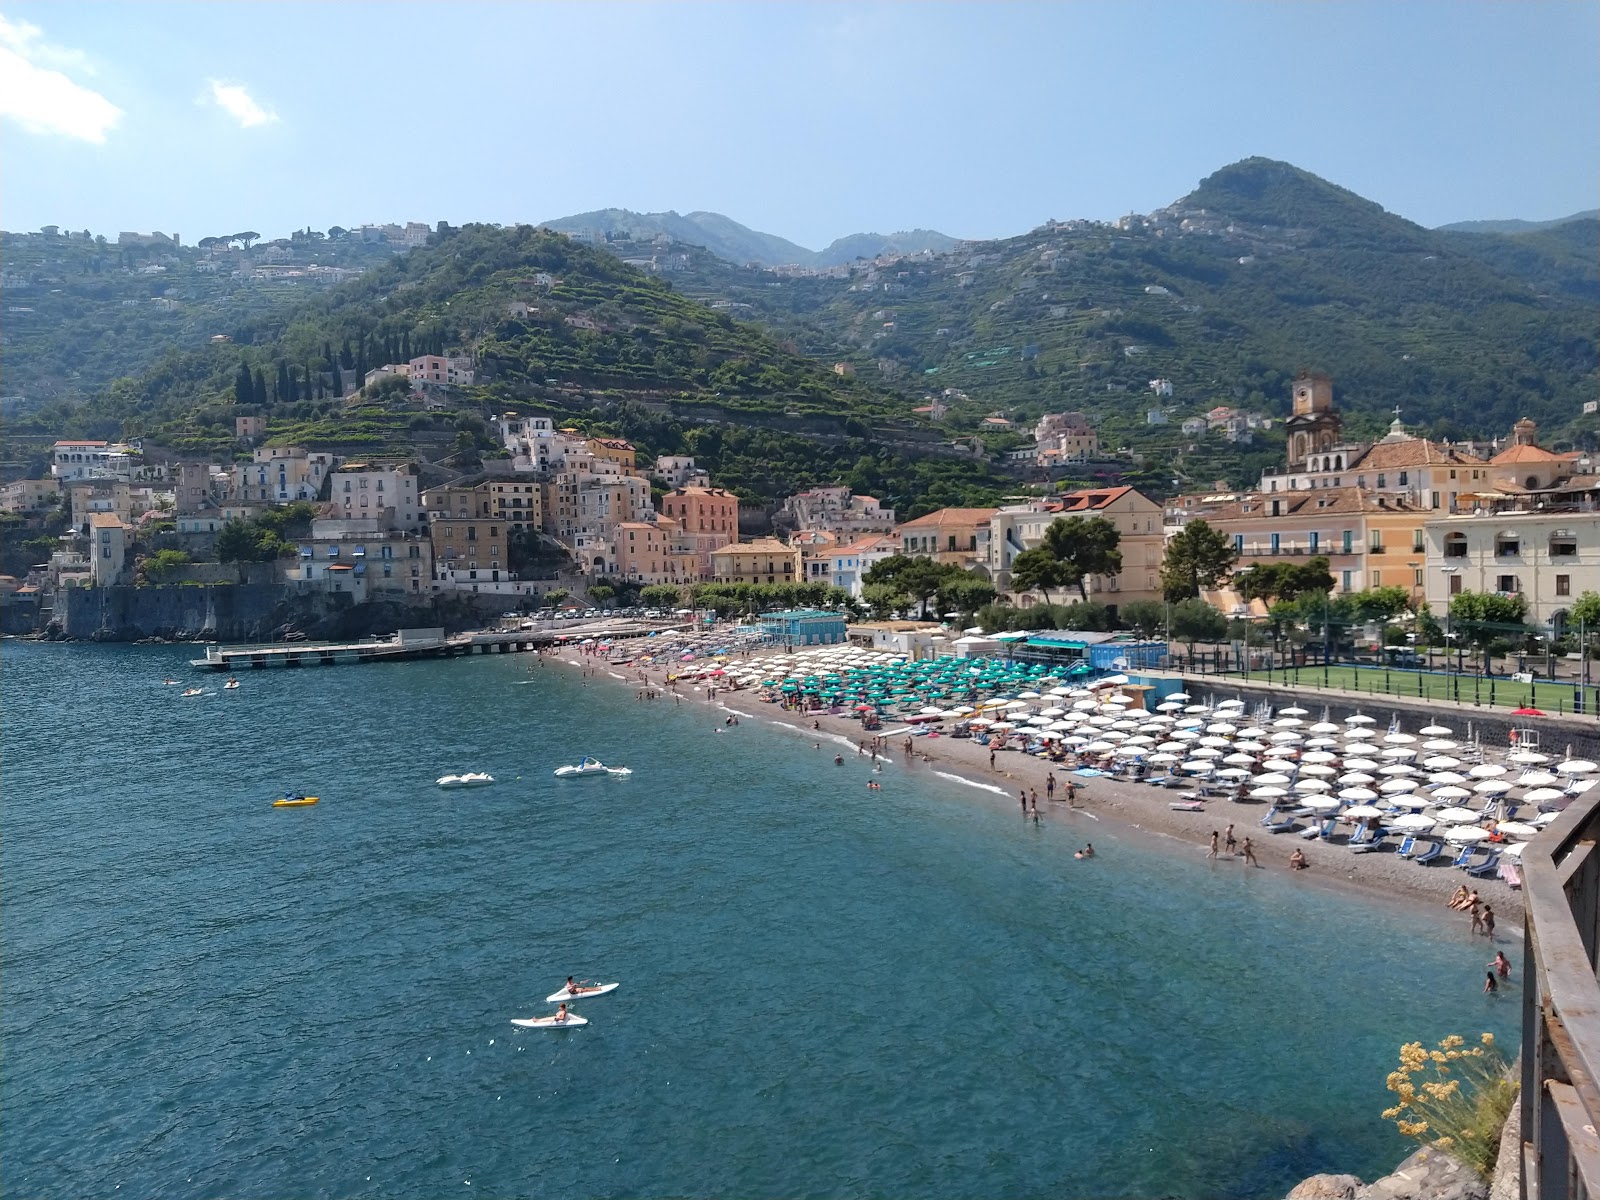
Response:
[272,795,320,808]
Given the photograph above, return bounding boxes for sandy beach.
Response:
[545,639,1525,926]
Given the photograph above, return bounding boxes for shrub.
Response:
[1382,1033,1516,1178]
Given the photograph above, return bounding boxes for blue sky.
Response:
[4,2,1596,247]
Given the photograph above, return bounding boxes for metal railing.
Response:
[1521,790,1600,1200]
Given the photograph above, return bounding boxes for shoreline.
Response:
[548,646,1525,930]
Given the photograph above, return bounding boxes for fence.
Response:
[1521,789,1600,1200]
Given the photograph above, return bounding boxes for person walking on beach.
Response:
[1029,787,1038,814]
[1046,772,1056,801]
[1241,837,1259,867]
[1066,779,1078,807]
[1020,790,1028,814]
[989,748,996,770]
[1224,824,1237,856]
[1491,950,1512,980]
[1482,905,1496,939]
[1207,831,1219,859]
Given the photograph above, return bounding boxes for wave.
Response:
[932,771,1011,797]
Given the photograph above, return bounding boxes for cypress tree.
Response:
[253,369,268,409]
[276,362,291,404]
[340,338,353,370]
[234,363,253,408]
[330,360,343,397]
[402,330,411,360]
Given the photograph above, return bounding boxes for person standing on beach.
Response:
[1029,787,1038,813]
[1066,780,1078,807]
[1469,901,1485,936]
[1020,790,1028,814]
[989,748,996,770]
[1241,837,1259,867]
[1482,905,1496,939]
[1046,773,1055,801]
[1224,825,1237,856]
[1207,831,1219,859]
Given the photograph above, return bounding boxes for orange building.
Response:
[658,486,740,577]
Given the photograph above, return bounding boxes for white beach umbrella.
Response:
[1206,722,1239,735]
[1176,718,1205,729]
[1273,717,1305,729]
[1113,743,1145,756]
[1469,764,1508,779]
[1305,737,1341,750]
[1261,760,1299,775]
[1523,787,1568,805]
[1156,701,1185,713]
[1392,813,1437,831]
[1343,801,1383,815]
[1237,727,1270,739]
[1473,780,1514,796]
[1495,821,1541,839]
[1218,698,1246,709]
[1558,760,1598,775]
[1533,812,1561,827]
[1509,750,1551,764]
[1254,772,1294,786]
[1184,704,1210,714]
[1270,732,1304,744]
[1223,752,1259,766]
[1082,740,1117,753]
[1295,778,1333,792]
[1445,826,1491,844]
[1419,724,1454,736]
[1434,803,1481,820]
[1125,735,1157,747]
[1423,755,1462,771]
[1500,841,1528,857]
[1018,690,1042,700]
[1429,771,1469,786]
[1339,772,1377,785]
[1299,763,1337,777]
[1234,741,1269,753]
[1387,794,1433,809]
[1251,786,1288,800]
[1421,741,1460,754]
[1181,760,1215,773]
[1216,767,1253,780]
[1038,707,1066,718]
[1302,750,1339,763]
[1520,771,1560,787]
[1384,732,1417,744]
[1308,721,1341,734]
[1192,746,1224,759]
[1199,736,1232,749]
[1343,727,1377,740]
[1087,714,1117,727]
[1378,764,1418,776]
[1167,691,1191,701]
[1047,687,1073,697]
[1346,714,1377,724]
[1382,747,1417,760]
[1280,706,1310,716]
[1157,741,1189,754]
[1381,780,1425,796]
[1301,796,1341,812]
[1171,729,1200,742]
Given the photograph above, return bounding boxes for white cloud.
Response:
[206,80,278,128]
[0,14,122,143]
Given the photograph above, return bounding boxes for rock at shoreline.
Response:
[1288,1174,1363,1199]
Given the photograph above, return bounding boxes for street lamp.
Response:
[1439,567,1460,675]
[1235,565,1255,682]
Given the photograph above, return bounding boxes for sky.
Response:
[3,2,1597,248]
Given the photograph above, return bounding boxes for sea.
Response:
[2,641,1521,1200]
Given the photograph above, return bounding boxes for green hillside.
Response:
[1,224,1005,514]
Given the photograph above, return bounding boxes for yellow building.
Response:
[489,479,543,532]
[615,519,698,585]
[894,507,998,571]
[585,437,639,475]
[710,538,802,585]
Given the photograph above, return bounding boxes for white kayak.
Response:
[554,757,632,779]
[437,772,495,788]
[544,982,619,1004]
[511,1014,588,1029]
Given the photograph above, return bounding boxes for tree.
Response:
[1119,599,1166,639]
[545,587,571,608]
[234,363,254,409]
[1040,515,1122,601]
[938,574,997,618]
[1160,519,1239,601]
[1449,590,1528,672]
[1170,598,1227,655]
[252,368,268,409]
[1566,591,1600,638]
[640,584,682,609]
[861,582,907,619]
[588,584,615,608]
[1348,585,1411,623]
[136,548,191,585]
[862,553,960,619]
[1010,547,1070,604]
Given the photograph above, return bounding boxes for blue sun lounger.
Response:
[1413,841,1444,865]
[1447,845,1476,869]
[1394,834,1417,858]
[1467,852,1503,878]
[1300,818,1335,841]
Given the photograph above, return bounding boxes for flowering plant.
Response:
[1383,1033,1517,1179]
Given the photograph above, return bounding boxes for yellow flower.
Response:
[1481,1033,1495,1046]
[1435,1136,1455,1148]
[1383,1106,1404,1119]
[1431,1051,1449,1064]
[1398,1119,1430,1137]
[1440,1035,1465,1050]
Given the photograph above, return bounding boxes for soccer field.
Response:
[1212,663,1595,716]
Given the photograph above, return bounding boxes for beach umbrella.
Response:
[1216,767,1252,779]
[1181,760,1215,773]
[1300,763,1337,777]
[1218,698,1246,709]
[1206,722,1239,735]
[1157,741,1190,754]
[1382,747,1417,760]
[1270,732,1304,744]
[1302,750,1339,764]
[1301,796,1341,812]
[1419,724,1454,736]
[1295,778,1333,792]
[1444,826,1491,844]
[1261,760,1299,775]
[1422,739,1460,751]
[1509,750,1551,764]
[1523,787,1568,805]
[1083,740,1117,753]
[1147,753,1180,765]
[1533,812,1561,827]
[1468,764,1507,779]
[1305,737,1341,750]
[1168,692,1191,701]
[1434,803,1481,819]
[1192,746,1224,759]
[1340,772,1377,785]
[1392,813,1437,831]
[1384,733,1417,744]
[1018,690,1042,699]
[1382,780,1425,796]
[1346,714,1377,724]
[1199,736,1232,749]
[1280,706,1309,716]
[1343,727,1377,740]
[1423,755,1462,770]
[1125,735,1157,747]
[1558,760,1598,775]
[1038,707,1066,718]
[1171,729,1200,741]
[1379,763,1418,776]
[1156,701,1185,713]
[1496,821,1541,839]
[1234,741,1269,753]
[1429,771,1469,786]
[1500,841,1528,857]
[1520,771,1560,787]
[1251,786,1288,800]
[1342,801,1383,815]
[1308,722,1341,735]
[1254,773,1293,786]
[1343,758,1382,772]
[1223,752,1259,766]
[1273,717,1305,728]
[1473,780,1514,795]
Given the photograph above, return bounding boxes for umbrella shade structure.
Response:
[1261,760,1299,775]
[1300,796,1341,812]
[1423,756,1463,770]
[1435,805,1483,822]
[1422,739,1460,751]
[1473,780,1514,796]
[1419,724,1454,736]
[1308,722,1341,735]
[1305,738,1341,750]
[1191,747,1224,759]
[1302,750,1339,764]
[1509,750,1551,764]
[1215,767,1253,780]
[1280,706,1309,716]
[1392,813,1438,831]
[1295,779,1333,792]
[1346,714,1377,724]
[1520,771,1561,788]
[1234,741,1269,753]
[1146,753,1181,765]
[1523,787,1568,805]
[1181,760,1216,773]
[1534,812,1562,827]
[1199,736,1232,749]
[1299,764,1338,777]
[1339,788,1379,802]
[1382,747,1418,760]
[1343,803,1384,817]
[1500,841,1528,858]
[1444,826,1491,845]
[1384,733,1418,744]
[1251,786,1288,800]
[1223,752,1259,765]
[1270,732,1304,744]
[1432,787,1475,802]
[1206,723,1239,735]
[1558,760,1599,775]
[1378,764,1418,776]
[1468,764,1508,779]
[1273,718,1305,729]
[1382,779,1425,795]
[1495,821,1541,839]
[1254,773,1293,786]
[1167,692,1192,701]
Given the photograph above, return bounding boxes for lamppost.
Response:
[1439,567,1460,677]
[1235,565,1255,682]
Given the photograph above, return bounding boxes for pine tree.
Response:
[234,363,253,408]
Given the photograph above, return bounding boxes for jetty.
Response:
[189,621,677,671]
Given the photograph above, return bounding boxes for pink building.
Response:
[657,486,740,578]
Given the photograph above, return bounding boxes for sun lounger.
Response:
[1413,841,1444,865]
[1351,834,1389,854]
[1500,863,1523,889]
[1170,800,1206,812]
[1300,818,1334,841]
[1447,845,1476,868]
[1264,814,1299,834]
[1394,834,1418,858]
[1259,808,1283,827]
[1467,853,1502,878]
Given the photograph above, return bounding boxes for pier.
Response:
[189,620,680,671]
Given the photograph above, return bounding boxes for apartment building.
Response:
[710,538,802,585]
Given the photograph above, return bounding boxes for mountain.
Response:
[1436,211,1599,235]
[0,224,1003,512]
[539,208,956,268]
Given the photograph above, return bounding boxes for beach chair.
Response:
[1300,818,1334,841]
[1500,863,1523,890]
[1264,813,1299,834]
[1259,808,1282,827]
[1447,845,1475,869]
[1467,853,1502,878]
[1347,825,1377,847]
[1394,834,1418,858]
[1351,833,1389,854]
[1413,841,1444,865]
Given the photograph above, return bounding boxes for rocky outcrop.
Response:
[1288,1174,1363,1199]
[1285,1149,1488,1200]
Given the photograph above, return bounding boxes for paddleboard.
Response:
[544,982,619,1004]
[511,1014,588,1029]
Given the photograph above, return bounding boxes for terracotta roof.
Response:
[1056,485,1135,511]
[838,536,886,553]
[896,507,999,529]
[1349,439,1482,471]
[1488,444,1579,465]
[711,537,793,556]
[1202,487,1423,522]
[87,512,124,528]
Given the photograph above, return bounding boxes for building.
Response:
[585,437,638,475]
[488,479,543,533]
[989,487,1164,605]
[710,538,801,585]
[292,517,431,596]
[236,415,266,440]
[426,506,507,586]
[827,535,898,597]
[780,487,896,537]
[574,472,654,574]
[88,513,128,586]
[1423,484,1600,632]
[654,455,708,488]
[52,440,140,482]
[236,446,338,505]
[895,507,998,571]
[659,486,740,578]
[329,461,421,532]
[407,354,475,388]
[1033,411,1099,460]
[613,519,698,585]
[0,478,60,514]
[760,609,848,646]
[790,529,839,585]
[68,479,142,528]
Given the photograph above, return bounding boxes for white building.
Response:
[654,455,709,488]
[781,487,897,537]
[88,513,129,585]
[234,446,338,505]
[328,461,422,532]
[52,440,140,482]
[291,517,432,597]
[407,354,475,388]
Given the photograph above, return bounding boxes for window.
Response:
[1412,528,1424,553]
[1341,530,1353,554]
[1443,532,1467,558]
[1372,571,1382,586]
[1233,535,1243,553]
[1270,533,1280,553]
[1497,575,1519,594]
[1414,569,1423,587]
[1370,530,1383,552]
[1557,575,1571,596]
[1309,531,1320,552]
[1341,570,1352,592]
[1550,531,1578,558]
[1431,492,1440,510]
[1494,533,1519,557]
[1376,474,1386,488]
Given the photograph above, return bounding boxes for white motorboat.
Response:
[436,772,495,788]
[554,756,632,779]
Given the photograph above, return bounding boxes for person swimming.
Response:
[1075,843,1095,859]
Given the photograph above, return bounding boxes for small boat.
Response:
[544,982,619,1003]
[436,772,495,788]
[223,679,241,691]
[162,678,179,685]
[554,757,632,779]
[511,1014,588,1029]
[181,687,204,697]
[272,794,319,808]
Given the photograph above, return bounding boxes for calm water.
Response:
[2,642,1520,1199]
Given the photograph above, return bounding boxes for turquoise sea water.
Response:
[3,643,1520,1199]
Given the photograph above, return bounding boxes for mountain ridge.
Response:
[1436,210,1599,235]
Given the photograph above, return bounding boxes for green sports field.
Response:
[1211,663,1597,716]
